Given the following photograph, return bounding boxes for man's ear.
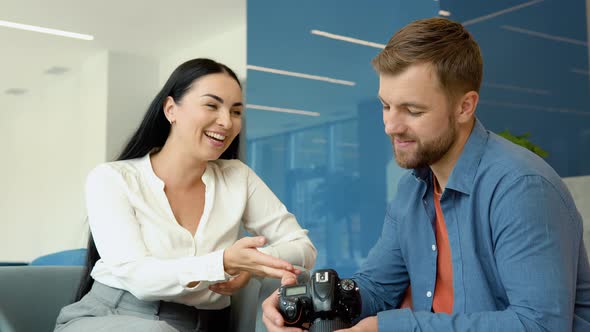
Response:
[163,96,177,124]
[456,91,479,124]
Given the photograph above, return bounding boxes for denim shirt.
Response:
[353,119,590,331]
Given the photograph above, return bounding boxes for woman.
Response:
[55,58,317,331]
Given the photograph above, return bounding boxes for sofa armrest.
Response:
[0,266,83,332]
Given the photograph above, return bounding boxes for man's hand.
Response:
[261,274,307,332]
[209,272,252,296]
[336,316,378,332]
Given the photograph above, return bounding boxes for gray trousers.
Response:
[54,281,230,332]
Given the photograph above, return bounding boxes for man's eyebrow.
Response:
[201,94,243,107]
[377,97,428,110]
[397,102,429,110]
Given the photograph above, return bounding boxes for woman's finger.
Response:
[209,288,232,296]
[235,236,266,249]
[209,283,233,295]
[250,250,294,271]
[281,272,297,286]
[257,266,298,279]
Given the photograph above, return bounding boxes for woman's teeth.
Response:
[205,131,226,141]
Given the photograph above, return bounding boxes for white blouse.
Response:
[86,154,316,309]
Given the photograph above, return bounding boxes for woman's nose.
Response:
[217,110,232,129]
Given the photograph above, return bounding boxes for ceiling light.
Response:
[247,65,356,86]
[247,104,320,117]
[483,82,550,95]
[45,66,70,75]
[479,100,589,116]
[5,88,27,95]
[462,0,544,26]
[501,25,587,46]
[311,30,385,49]
[571,68,590,76]
[0,19,94,40]
[438,10,451,17]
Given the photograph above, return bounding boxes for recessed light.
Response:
[5,88,27,95]
[45,66,70,75]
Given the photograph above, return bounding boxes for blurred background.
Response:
[246,0,590,276]
[0,0,588,281]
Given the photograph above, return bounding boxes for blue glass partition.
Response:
[246,0,439,276]
[246,0,589,276]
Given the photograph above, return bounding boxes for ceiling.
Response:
[0,0,244,98]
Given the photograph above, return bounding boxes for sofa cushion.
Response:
[30,249,87,266]
[0,265,288,332]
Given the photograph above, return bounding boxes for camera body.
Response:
[278,269,361,332]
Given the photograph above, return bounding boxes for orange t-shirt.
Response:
[432,176,454,314]
[398,177,454,313]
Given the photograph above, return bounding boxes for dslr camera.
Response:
[278,269,361,332]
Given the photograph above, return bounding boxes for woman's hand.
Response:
[224,236,299,278]
[209,272,252,296]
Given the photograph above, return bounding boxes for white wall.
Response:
[106,53,160,160]
[159,23,247,84]
[79,51,109,174]
[0,51,109,261]
[563,175,590,255]
[0,25,246,262]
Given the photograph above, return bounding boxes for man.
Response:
[262,17,590,331]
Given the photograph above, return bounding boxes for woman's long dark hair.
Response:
[75,58,242,301]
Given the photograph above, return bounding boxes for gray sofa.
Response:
[0,266,280,332]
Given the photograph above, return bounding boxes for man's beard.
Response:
[392,119,457,169]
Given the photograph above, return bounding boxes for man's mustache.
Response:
[390,134,417,141]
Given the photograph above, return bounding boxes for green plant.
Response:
[498,130,548,158]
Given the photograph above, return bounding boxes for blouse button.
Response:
[426,291,433,298]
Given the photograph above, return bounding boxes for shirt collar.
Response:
[138,152,214,190]
[411,118,489,195]
[139,153,165,189]
[447,118,488,195]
